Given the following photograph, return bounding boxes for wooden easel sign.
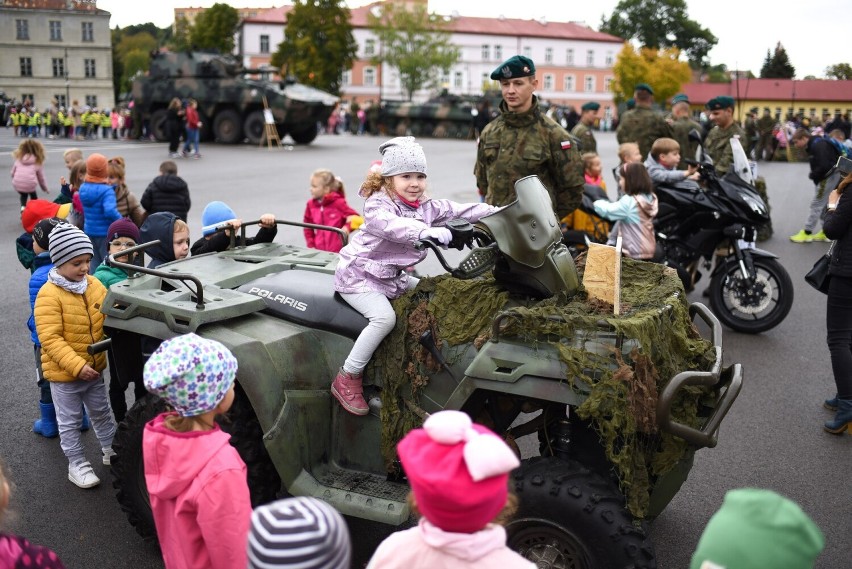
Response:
[260,96,282,149]
[582,237,622,315]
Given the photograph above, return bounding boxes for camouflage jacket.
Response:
[704,122,746,175]
[570,122,597,153]
[756,115,775,136]
[475,96,583,219]
[616,106,672,160]
[671,116,702,169]
[744,116,758,138]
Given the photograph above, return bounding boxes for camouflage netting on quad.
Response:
[368,257,716,519]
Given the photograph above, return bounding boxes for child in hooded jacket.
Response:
[11,139,50,210]
[143,333,251,569]
[139,211,190,268]
[593,162,659,261]
[141,160,191,222]
[108,157,146,227]
[303,169,360,253]
[332,137,498,416]
[367,410,532,569]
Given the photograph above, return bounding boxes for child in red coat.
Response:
[303,169,360,253]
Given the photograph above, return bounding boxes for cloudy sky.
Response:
[95,0,846,79]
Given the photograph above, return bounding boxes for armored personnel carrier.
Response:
[131,50,338,145]
[102,177,741,568]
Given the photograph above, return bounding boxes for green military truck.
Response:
[102,177,742,568]
[131,50,338,145]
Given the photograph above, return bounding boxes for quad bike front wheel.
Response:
[112,384,281,540]
[507,457,657,569]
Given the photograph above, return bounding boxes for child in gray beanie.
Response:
[331,137,500,415]
[33,223,117,489]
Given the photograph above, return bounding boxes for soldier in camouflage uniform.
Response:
[743,107,758,159]
[754,108,776,161]
[669,93,702,169]
[474,55,584,219]
[570,101,599,153]
[704,96,746,175]
[616,83,672,160]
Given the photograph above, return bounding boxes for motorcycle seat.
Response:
[237,269,368,340]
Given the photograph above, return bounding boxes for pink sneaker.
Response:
[331,368,369,416]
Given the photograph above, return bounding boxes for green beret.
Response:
[490,55,536,80]
[634,83,654,95]
[750,107,759,113]
[706,96,735,111]
[626,98,635,110]
[671,93,689,105]
[581,102,600,112]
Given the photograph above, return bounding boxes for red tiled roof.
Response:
[683,79,852,105]
[246,2,623,43]
[242,5,291,24]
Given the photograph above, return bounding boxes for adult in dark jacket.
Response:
[165,97,184,157]
[140,160,191,222]
[789,128,845,242]
[820,173,852,434]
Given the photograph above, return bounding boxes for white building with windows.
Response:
[235,0,623,120]
[0,0,114,110]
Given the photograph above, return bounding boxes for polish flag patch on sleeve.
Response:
[561,140,572,150]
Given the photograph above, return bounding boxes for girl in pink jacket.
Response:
[142,334,251,569]
[331,137,498,416]
[302,168,360,253]
[367,410,533,569]
[11,139,49,211]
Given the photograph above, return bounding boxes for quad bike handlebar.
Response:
[415,220,500,279]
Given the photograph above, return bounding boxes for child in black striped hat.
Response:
[247,497,351,569]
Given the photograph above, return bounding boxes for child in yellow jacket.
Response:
[34,223,117,489]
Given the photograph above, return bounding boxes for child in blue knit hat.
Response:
[190,200,277,256]
[143,333,252,569]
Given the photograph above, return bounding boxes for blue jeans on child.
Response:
[183,127,199,155]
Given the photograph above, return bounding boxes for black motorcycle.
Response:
[655,134,793,334]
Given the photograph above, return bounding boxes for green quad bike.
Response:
[101,176,742,569]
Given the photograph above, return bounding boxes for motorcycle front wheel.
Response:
[709,256,793,333]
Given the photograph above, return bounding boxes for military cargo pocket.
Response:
[522,146,546,167]
[483,143,500,164]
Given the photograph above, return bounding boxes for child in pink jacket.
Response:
[367,410,533,569]
[11,139,49,211]
[142,333,251,569]
[302,168,360,253]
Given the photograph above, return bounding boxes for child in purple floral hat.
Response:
[142,333,252,569]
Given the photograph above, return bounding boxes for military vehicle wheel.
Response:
[112,385,281,540]
[289,125,318,144]
[112,393,167,540]
[149,109,169,142]
[244,110,266,145]
[507,457,656,569]
[213,109,243,144]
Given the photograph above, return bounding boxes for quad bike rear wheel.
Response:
[507,457,656,569]
[112,384,281,540]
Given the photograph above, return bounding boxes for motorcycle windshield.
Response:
[730,137,754,185]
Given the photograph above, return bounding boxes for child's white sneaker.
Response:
[102,446,116,466]
[68,459,100,488]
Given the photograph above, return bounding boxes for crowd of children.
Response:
[7,134,831,569]
[8,103,134,141]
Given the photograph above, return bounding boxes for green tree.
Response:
[826,63,852,80]
[190,3,239,53]
[270,0,357,95]
[704,63,731,83]
[367,3,460,101]
[113,31,159,98]
[600,0,717,67]
[170,16,192,52]
[759,42,795,79]
[611,44,692,104]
